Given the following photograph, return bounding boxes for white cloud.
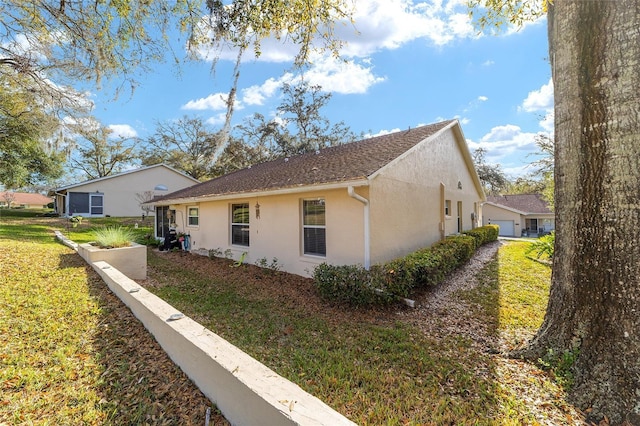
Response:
[467,124,540,164]
[241,76,287,106]
[539,111,554,133]
[302,55,386,94]
[482,60,495,67]
[182,92,243,111]
[205,112,228,126]
[478,95,488,102]
[520,78,555,134]
[521,78,553,113]
[193,0,479,65]
[108,124,138,139]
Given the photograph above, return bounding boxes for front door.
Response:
[156,206,175,239]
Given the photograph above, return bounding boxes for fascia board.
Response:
[150,179,370,206]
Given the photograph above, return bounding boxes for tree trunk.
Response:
[521,2,640,424]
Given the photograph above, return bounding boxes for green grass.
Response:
[92,226,137,248]
[146,241,558,424]
[460,241,551,347]
[1,214,564,424]
[0,213,224,425]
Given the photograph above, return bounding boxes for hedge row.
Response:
[313,225,499,306]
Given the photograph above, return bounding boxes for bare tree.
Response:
[2,191,16,208]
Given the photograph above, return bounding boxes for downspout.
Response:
[347,186,370,269]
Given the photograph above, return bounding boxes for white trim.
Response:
[153,179,368,207]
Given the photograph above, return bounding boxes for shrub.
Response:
[313,263,382,306]
[313,230,496,307]
[525,231,555,259]
[69,215,83,228]
[463,225,499,247]
[370,260,414,299]
[92,226,136,248]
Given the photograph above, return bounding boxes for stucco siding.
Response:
[482,204,523,225]
[61,166,197,217]
[368,128,483,264]
[173,188,366,277]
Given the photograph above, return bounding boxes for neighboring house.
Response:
[49,164,200,218]
[151,119,485,277]
[0,192,52,209]
[482,193,555,237]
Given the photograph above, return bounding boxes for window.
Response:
[303,199,326,256]
[444,199,451,216]
[90,194,103,215]
[69,192,103,216]
[231,203,250,246]
[188,207,199,226]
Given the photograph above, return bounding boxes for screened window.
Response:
[69,192,103,216]
[188,207,199,226]
[303,199,326,256]
[231,203,250,246]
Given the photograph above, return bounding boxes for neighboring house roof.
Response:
[485,194,552,215]
[0,192,53,206]
[49,164,199,194]
[155,119,480,204]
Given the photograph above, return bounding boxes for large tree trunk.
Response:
[521,2,640,424]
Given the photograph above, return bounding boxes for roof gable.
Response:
[53,164,199,192]
[156,120,458,202]
[486,194,552,214]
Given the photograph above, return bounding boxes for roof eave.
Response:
[150,178,370,206]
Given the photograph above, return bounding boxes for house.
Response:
[482,193,554,237]
[151,119,485,277]
[49,164,200,218]
[0,192,53,209]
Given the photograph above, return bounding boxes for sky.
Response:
[90,0,553,179]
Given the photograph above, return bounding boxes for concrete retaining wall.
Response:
[77,242,147,280]
[55,231,355,426]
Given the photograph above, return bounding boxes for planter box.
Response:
[78,242,147,279]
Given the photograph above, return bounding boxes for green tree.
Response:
[67,121,137,179]
[529,133,554,209]
[210,137,269,178]
[236,79,357,160]
[139,116,221,180]
[472,147,509,195]
[1,0,355,182]
[0,81,63,188]
[470,1,640,422]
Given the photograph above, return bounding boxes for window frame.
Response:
[444,199,452,217]
[187,206,199,227]
[302,198,326,257]
[230,203,250,247]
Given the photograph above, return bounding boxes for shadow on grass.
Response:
[59,241,230,425]
[142,246,536,424]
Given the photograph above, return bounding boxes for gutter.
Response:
[347,186,370,269]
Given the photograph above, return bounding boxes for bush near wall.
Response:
[313,226,499,306]
[462,224,499,248]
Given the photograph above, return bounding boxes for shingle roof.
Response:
[0,192,52,206]
[486,194,552,214]
[155,119,456,202]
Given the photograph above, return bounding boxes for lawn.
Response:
[1,212,581,425]
[0,210,227,425]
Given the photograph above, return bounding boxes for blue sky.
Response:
[91,0,553,178]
